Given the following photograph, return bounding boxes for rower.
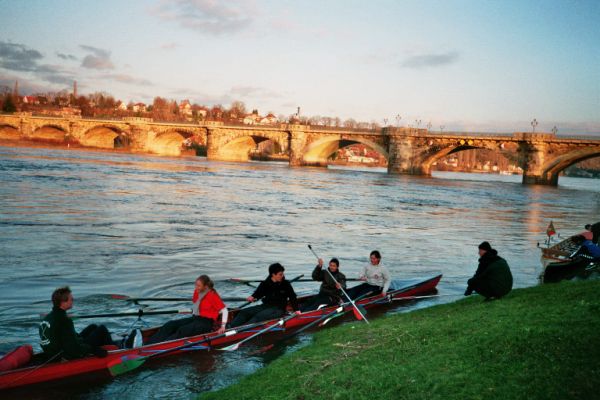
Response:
[230,263,300,328]
[39,286,114,360]
[346,250,391,299]
[300,257,347,312]
[146,275,228,344]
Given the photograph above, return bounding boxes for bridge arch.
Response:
[420,140,515,174]
[148,128,195,156]
[81,125,127,149]
[0,123,20,140]
[302,136,389,166]
[31,124,68,142]
[541,147,600,185]
[218,132,288,162]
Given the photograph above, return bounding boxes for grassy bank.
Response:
[201,279,600,400]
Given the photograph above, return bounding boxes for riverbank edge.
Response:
[200,279,600,400]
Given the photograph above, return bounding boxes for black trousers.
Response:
[80,324,114,347]
[346,283,381,300]
[300,294,340,312]
[230,304,284,327]
[146,316,215,344]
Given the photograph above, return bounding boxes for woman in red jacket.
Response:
[146,275,228,344]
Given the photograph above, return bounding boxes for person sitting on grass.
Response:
[300,257,346,312]
[464,242,513,300]
[39,286,115,360]
[230,263,300,327]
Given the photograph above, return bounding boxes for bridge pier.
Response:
[517,136,557,186]
[387,131,429,176]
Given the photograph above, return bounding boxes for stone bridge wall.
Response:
[1,114,599,185]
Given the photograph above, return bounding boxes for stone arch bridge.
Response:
[1,114,599,185]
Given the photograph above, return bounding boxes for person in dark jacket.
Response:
[300,258,347,312]
[464,242,513,300]
[230,263,300,327]
[590,221,600,244]
[39,286,115,360]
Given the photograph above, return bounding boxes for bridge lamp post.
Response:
[440,125,445,133]
[395,114,401,127]
[551,125,558,135]
[383,118,389,126]
[415,119,421,128]
[531,118,538,133]
[426,121,432,131]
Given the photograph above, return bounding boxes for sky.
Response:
[1,0,599,134]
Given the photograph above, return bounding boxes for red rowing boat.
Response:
[0,274,441,390]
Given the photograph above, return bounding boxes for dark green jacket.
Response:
[467,250,513,298]
[312,266,346,299]
[39,307,91,360]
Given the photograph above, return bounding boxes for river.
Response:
[1,145,598,399]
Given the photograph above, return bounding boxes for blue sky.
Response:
[1,0,599,133]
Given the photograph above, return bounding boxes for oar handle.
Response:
[52,309,191,320]
[308,244,368,323]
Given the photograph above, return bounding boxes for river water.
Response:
[1,145,599,399]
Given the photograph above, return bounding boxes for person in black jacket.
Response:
[464,242,513,300]
[39,286,115,360]
[300,258,346,311]
[590,221,600,244]
[230,263,299,327]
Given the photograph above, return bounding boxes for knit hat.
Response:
[478,241,492,252]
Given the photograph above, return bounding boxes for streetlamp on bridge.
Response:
[440,125,445,133]
[426,121,432,131]
[551,125,558,135]
[531,118,538,133]
[395,114,401,127]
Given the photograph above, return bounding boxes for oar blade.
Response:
[350,303,368,320]
[218,343,239,352]
[107,355,147,377]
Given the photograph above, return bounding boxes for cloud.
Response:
[160,42,179,50]
[0,41,76,85]
[56,52,77,61]
[402,51,460,69]
[229,85,282,99]
[100,73,153,86]
[151,0,254,35]
[0,41,44,72]
[80,45,115,70]
[0,74,53,94]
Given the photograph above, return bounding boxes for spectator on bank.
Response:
[465,242,513,300]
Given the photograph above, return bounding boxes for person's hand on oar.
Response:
[308,244,369,323]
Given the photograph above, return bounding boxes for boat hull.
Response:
[0,274,442,390]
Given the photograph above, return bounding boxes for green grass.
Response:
[200,279,600,400]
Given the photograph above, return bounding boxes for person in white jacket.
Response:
[346,250,391,299]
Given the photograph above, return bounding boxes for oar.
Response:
[40,309,192,320]
[107,322,265,376]
[235,273,306,309]
[110,294,248,303]
[219,312,300,352]
[255,292,376,353]
[229,277,360,284]
[391,293,460,301]
[307,244,369,323]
